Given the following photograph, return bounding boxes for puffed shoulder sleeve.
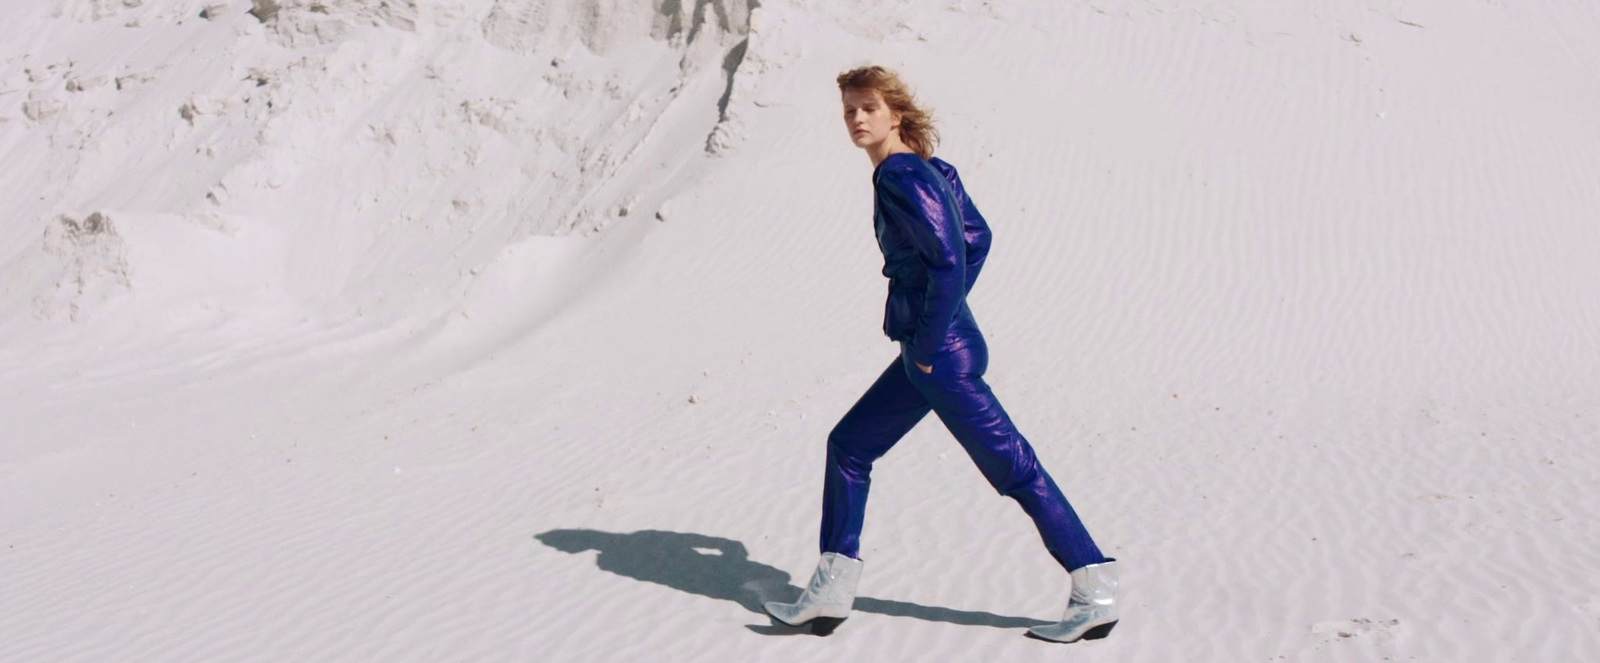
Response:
[877,163,966,366]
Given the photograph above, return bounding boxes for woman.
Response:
[761,66,1120,643]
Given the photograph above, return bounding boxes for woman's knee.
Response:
[826,421,881,468]
[970,438,1047,496]
[825,424,851,454]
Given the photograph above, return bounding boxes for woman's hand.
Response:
[916,362,932,374]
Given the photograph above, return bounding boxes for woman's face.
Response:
[841,87,901,150]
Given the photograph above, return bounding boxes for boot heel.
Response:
[810,617,846,636]
[1081,621,1117,640]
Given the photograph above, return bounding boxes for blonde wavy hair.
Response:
[836,65,939,159]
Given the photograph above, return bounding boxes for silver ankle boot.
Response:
[762,552,864,635]
[1027,557,1119,643]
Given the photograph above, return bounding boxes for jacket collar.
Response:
[872,151,924,184]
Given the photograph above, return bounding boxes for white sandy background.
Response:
[3,0,1598,661]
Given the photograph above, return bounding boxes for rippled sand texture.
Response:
[3,0,1599,661]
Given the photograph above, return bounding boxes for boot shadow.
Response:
[535,528,1048,632]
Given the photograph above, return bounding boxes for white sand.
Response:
[3,0,1599,660]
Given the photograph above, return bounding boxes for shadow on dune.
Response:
[535,528,1048,633]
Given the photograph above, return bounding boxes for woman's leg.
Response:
[819,354,932,559]
[903,327,1107,572]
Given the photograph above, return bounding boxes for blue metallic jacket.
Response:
[872,152,992,365]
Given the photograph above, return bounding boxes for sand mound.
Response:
[250,0,420,48]
[56,0,143,22]
[1,0,756,334]
[3,212,131,321]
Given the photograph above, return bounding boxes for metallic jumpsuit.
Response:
[818,152,1107,572]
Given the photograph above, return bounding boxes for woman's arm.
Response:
[929,159,992,294]
[879,164,967,367]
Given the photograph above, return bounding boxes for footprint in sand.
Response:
[1312,617,1402,644]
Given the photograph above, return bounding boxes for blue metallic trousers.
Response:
[819,311,1107,572]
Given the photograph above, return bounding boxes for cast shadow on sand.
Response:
[535,528,1049,635]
